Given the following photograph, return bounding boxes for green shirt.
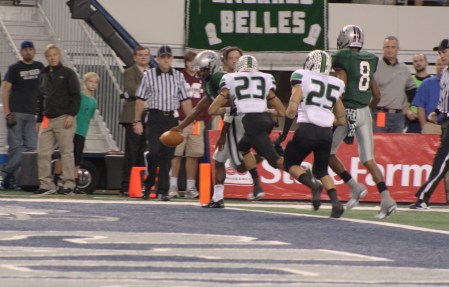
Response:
[332,48,378,109]
[205,71,226,100]
[76,92,97,137]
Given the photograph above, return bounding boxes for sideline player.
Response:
[330,25,397,219]
[208,55,286,200]
[277,50,346,218]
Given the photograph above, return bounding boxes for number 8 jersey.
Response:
[290,69,345,128]
[220,71,276,114]
[332,48,378,109]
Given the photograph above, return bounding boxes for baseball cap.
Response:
[157,45,172,57]
[433,39,449,51]
[20,40,34,50]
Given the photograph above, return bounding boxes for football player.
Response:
[172,49,263,207]
[208,55,286,200]
[277,50,346,218]
[330,25,397,218]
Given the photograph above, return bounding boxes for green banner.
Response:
[185,0,327,52]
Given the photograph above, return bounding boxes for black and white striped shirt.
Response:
[136,66,189,111]
[438,67,449,114]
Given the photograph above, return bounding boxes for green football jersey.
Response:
[332,48,378,109]
[205,71,226,100]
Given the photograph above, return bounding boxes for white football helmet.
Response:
[303,50,332,75]
[337,25,364,49]
[235,55,258,72]
[193,50,221,75]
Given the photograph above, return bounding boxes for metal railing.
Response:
[37,0,125,150]
[0,15,20,78]
[13,0,37,6]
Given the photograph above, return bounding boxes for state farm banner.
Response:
[185,0,328,52]
[207,131,447,204]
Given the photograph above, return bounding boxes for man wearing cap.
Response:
[0,40,44,189]
[410,38,449,209]
[133,45,192,201]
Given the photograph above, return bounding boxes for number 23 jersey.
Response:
[220,71,276,114]
[290,69,345,128]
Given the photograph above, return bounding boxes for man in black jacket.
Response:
[34,44,81,195]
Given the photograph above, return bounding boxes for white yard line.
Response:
[1,197,449,235]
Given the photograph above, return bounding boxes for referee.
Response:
[411,38,449,210]
[134,45,192,201]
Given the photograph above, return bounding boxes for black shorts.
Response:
[283,123,332,179]
[73,134,85,166]
[239,112,279,167]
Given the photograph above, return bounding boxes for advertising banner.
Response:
[207,130,447,204]
[185,0,328,52]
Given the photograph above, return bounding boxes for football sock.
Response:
[377,182,388,194]
[339,170,352,183]
[249,168,260,186]
[187,179,196,190]
[326,188,338,202]
[381,189,391,199]
[170,177,177,187]
[298,172,315,189]
[346,178,360,190]
[212,184,224,202]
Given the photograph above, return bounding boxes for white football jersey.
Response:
[290,69,345,127]
[220,71,276,114]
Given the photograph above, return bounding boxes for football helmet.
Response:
[337,25,364,49]
[193,50,221,75]
[303,50,332,75]
[235,55,258,72]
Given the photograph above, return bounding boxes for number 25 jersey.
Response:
[290,69,345,128]
[220,71,276,114]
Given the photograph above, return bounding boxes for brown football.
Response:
[160,130,184,147]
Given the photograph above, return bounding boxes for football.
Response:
[159,130,184,147]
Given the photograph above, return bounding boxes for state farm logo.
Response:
[224,161,252,185]
[225,166,247,176]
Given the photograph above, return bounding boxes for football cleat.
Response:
[346,184,368,210]
[330,201,345,218]
[206,199,225,208]
[247,185,265,201]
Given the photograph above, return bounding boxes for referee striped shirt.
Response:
[437,66,449,114]
[136,66,189,111]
